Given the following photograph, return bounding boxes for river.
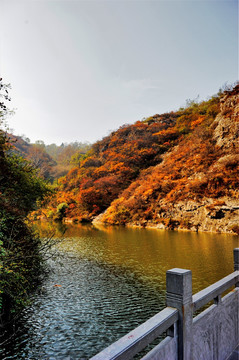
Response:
[1,222,238,359]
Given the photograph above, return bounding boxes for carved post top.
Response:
[166,268,192,307]
[166,269,193,359]
[234,248,239,271]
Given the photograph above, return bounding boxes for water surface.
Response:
[1,223,238,359]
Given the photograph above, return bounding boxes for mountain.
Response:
[101,85,239,234]
[8,134,56,180]
[8,135,91,181]
[41,84,239,234]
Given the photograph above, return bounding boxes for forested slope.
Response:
[0,80,50,323]
[9,135,91,181]
[102,85,239,233]
[42,85,239,234]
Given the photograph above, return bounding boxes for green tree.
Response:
[56,202,69,220]
[0,79,50,323]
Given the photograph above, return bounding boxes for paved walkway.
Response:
[227,345,239,360]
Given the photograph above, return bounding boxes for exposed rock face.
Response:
[130,86,238,234]
[213,85,239,151]
[97,86,239,234]
[154,86,239,234]
[152,198,239,234]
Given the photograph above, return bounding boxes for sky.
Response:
[0,0,238,145]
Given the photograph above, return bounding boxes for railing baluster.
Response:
[166,268,193,360]
[234,248,239,287]
[213,294,222,305]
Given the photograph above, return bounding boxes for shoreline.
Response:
[59,216,239,236]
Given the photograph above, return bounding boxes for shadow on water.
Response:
[1,222,238,359]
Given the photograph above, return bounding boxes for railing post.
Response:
[233,248,239,287]
[166,268,193,360]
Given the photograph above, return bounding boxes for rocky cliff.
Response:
[101,85,239,234]
[155,86,239,233]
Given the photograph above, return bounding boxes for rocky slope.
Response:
[156,87,239,233]
[100,85,239,234]
[40,84,238,234]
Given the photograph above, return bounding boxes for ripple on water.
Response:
[0,252,164,360]
[1,226,237,359]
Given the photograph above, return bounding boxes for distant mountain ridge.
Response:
[8,135,91,181]
[8,134,56,180]
[39,84,239,234]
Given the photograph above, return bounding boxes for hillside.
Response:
[8,135,91,181]
[40,85,239,234]
[101,85,239,233]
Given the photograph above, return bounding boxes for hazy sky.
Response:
[0,0,238,145]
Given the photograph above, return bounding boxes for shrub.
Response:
[56,202,69,220]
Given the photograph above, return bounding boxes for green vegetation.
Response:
[36,83,238,234]
[102,85,239,229]
[11,134,91,182]
[0,79,50,323]
[40,86,231,220]
[1,74,237,328]
[56,202,69,221]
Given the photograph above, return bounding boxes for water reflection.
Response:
[39,222,237,292]
[1,222,238,359]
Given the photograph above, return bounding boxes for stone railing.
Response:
[91,248,239,360]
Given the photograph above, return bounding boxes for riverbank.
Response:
[70,200,239,235]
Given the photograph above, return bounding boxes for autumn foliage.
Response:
[41,85,238,226]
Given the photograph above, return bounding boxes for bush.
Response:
[56,202,69,220]
[0,211,44,321]
[0,79,50,323]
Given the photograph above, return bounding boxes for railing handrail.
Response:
[192,270,239,312]
[90,307,178,360]
[91,248,239,360]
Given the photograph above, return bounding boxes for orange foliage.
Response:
[43,88,229,222]
[102,95,238,226]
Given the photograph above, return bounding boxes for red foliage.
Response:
[44,89,228,222]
